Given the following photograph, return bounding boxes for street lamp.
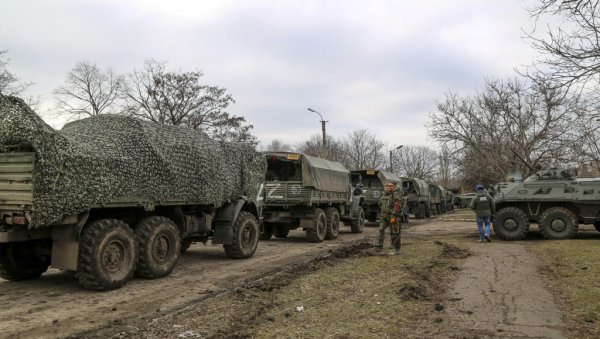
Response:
[389,145,403,172]
[307,107,328,159]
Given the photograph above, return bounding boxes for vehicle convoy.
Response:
[455,193,476,208]
[0,96,266,290]
[493,168,600,240]
[351,169,403,222]
[261,152,365,242]
[443,189,455,212]
[429,183,445,215]
[402,177,431,219]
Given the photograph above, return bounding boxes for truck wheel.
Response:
[181,239,193,254]
[493,207,530,241]
[76,219,138,290]
[350,207,365,233]
[325,207,340,240]
[594,221,600,233]
[539,207,578,240]
[306,208,327,242]
[273,225,290,238]
[135,216,181,278]
[260,223,274,240]
[425,205,431,218]
[0,240,50,281]
[224,211,260,259]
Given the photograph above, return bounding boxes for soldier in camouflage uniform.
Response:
[378,181,403,255]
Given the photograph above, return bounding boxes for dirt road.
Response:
[0,224,385,339]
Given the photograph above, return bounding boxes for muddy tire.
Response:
[306,208,327,243]
[135,216,181,278]
[493,207,530,241]
[350,206,365,234]
[325,207,340,240]
[0,240,50,281]
[539,207,578,240]
[224,211,260,259]
[180,239,193,254]
[260,223,274,240]
[76,219,138,290]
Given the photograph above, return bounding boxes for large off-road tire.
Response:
[224,211,260,259]
[0,240,50,281]
[350,206,365,234]
[76,219,138,290]
[260,223,274,240]
[594,221,600,233]
[493,207,530,241]
[325,207,340,240]
[424,204,431,218]
[180,239,193,254]
[135,216,181,278]
[539,207,578,240]
[306,208,327,243]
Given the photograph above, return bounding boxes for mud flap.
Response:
[213,197,249,245]
[51,224,79,271]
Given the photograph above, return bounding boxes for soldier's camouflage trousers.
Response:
[378,218,401,250]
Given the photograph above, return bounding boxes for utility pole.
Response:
[389,145,403,172]
[307,108,328,159]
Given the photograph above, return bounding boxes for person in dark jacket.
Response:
[469,184,495,242]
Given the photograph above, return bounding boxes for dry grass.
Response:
[127,237,470,339]
[529,237,600,338]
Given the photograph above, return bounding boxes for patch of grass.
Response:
[132,237,470,339]
[529,240,600,337]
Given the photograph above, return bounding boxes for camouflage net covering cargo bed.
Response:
[0,96,266,228]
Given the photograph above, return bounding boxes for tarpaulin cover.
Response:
[301,154,350,193]
[0,95,266,228]
[411,178,430,198]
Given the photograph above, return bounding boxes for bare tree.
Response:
[392,145,439,180]
[340,129,386,170]
[296,134,345,162]
[0,49,32,97]
[261,139,293,152]
[123,59,255,143]
[427,77,580,187]
[526,0,600,89]
[53,61,125,119]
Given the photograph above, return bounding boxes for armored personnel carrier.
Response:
[493,168,600,240]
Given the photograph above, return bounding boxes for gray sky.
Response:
[0,0,536,148]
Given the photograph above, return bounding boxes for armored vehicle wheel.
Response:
[260,223,274,240]
[273,226,290,238]
[325,207,340,240]
[350,206,365,233]
[0,240,50,281]
[306,208,327,243]
[493,207,530,241]
[224,211,260,259]
[181,239,193,254]
[76,219,138,290]
[594,221,600,233]
[135,216,181,278]
[539,207,578,240]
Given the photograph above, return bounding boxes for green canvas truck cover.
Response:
[377,171,402,185]
[0,95,266,228]
[301,154,350,193]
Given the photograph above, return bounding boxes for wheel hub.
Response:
[504,218,518,231]
[550,218,567,232]
[103,240,126,273]
[152,234,170,263]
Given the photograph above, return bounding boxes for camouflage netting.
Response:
[0,95,266,228]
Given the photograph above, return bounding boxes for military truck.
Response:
[455,193,476,208]
[429,184,444,215]
[493,168,600,240]
[443,190,455,212]
[0,96,265,290]
[402,177,431,219]
[351,169,403,222]
[261,152,365,242]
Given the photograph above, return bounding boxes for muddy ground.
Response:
[2,211,598,338]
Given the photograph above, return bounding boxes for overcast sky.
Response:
[0,0,537,149]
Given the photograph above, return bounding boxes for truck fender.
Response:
[213,197,258,245]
